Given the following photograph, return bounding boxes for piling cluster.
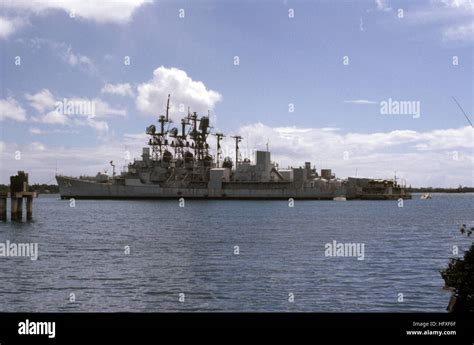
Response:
[0,171,36,222]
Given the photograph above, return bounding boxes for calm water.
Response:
[0,194,472,312]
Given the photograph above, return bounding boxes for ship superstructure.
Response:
[57,95,411,200]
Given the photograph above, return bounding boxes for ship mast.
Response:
[165,93,170,121]
[231,135,242,168]
[146,94,172,161]
[214,133,224,167]
[143,94,233,180]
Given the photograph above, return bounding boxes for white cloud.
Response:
[28,141,46,151]
[25,88,56,112]
[85,118,109,132]
[408,1,473,23]
[405,0,474,43]
[0,97,27,122]
[26,89,126,131]
[375,0,392,12]
[101,83,135,97]
[0,0,152,24]
[230,123,473,187]
[18,39,97,74]
[29,127,80,135]
[123,132,148,145]
[0,16,26,39]
[136,66,222,118]
[29,127,43,135]
[0,140,134,184]
[60,46,96,74]
[93,99,127,117]
[441,0,473,10]
[239,123,473,156]
[437,0,473,42]
[38,110,69,125]
[343,99,378,105]
[62,97,126,118]
[442,22,474,42]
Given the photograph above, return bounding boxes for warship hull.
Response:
[56,175,411,200]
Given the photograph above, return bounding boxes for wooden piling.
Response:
[10,192,36,221]
[9,172,37,222]
[0,195,6,221]
[11,197,18,221]
[26,196,33,220]
[17,197,23,220]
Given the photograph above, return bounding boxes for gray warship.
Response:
[57,95,411,200]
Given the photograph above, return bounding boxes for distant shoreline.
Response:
[407,188,474,193]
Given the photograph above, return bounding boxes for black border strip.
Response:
[0,313,472,345]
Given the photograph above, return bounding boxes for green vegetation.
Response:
[407,186,474,193]
[441,242,474,312]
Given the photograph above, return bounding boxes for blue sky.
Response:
[0,0,473,186]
